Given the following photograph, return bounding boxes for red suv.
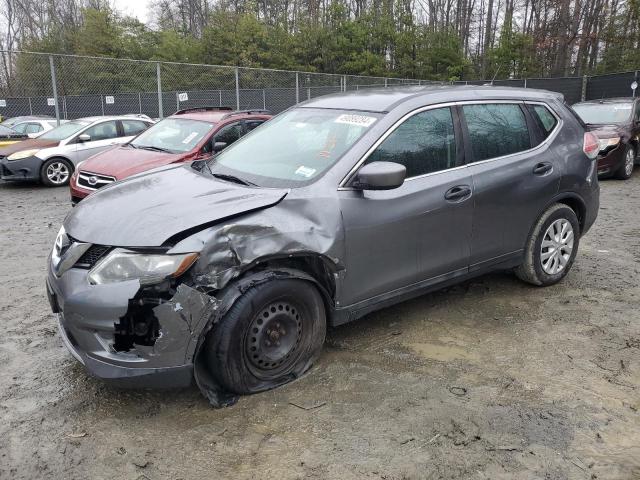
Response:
[69,107,271,203]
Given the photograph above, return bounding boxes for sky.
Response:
[112,0,150,24]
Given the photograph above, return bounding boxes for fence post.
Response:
[343,75,347,92]
[28,97,33,115]
[384,78,388,88]
[524,78,527,88]
[48,56,60,126]
[156,62,163,119]
[235,67,240,110]
[262,89,266,109]
[138,92,142,114]
[295,72,300,104]
[581,75,588,101]
[176,92,179,111]
[307,87,310,100]
[101,95,105,116]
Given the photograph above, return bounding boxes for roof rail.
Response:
[173,106,234,115]
[220,109,272,120]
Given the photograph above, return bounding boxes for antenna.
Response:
[491,65,502,85]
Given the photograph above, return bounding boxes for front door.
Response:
[72,120,121,164]
[339,106,474,306]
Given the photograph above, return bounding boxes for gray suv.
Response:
[46,86,599,406]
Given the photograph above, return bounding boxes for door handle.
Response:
[444,185,472,202]
[533,162,553,175]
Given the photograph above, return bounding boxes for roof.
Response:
[300,85,563,112]
[76,115,153,123]
[169,108,271,122]
[574,97,636,105]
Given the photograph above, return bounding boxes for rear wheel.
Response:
[41,158,73,187]
[515,204,580,286]
[614,145,635,180]
[204,277,326,394]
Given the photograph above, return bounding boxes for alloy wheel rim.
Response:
[46,162,70,184]
[625,149,634,176]
[540,218,574,275]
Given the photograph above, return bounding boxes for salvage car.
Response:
[0,115,153,186]
[47,86,599,406]
[572,97,640,179]
[11,118,60,138]
[0,124,28,147]
[69,107,271,204]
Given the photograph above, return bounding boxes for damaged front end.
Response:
[48,169,346,407]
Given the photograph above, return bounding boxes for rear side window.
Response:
[245,120,264,133]
[215,122,243,146]
[462,104,531,161]
[366,107,457,178]
[527,104,558,139]
[121,120,149,136]
[26,123,43,134]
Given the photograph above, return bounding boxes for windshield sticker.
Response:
[335,114,377,127]
[295,166,316,178]
[182,132,198,144]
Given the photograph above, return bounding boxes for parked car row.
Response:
[44,86,605,406]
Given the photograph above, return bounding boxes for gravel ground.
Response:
[0,174,639,480]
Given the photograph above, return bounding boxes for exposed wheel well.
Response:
[239,255,338,309]
[41,156,74,173]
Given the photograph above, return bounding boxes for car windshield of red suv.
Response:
[129,118,213,153]
[572,102,633,124]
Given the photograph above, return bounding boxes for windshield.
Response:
[208,108,380,187]
[130,118,213,153]
[572,102,633,124]
[40,121,89,140]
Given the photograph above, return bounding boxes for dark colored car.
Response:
[69,107,271,203]
[47,86,599,406]
[572,98,640,179]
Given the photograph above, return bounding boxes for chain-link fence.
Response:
[0,51,436,122]
[0,50,638,123]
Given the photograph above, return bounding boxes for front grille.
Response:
[75,244,111,268]
[77,170,116,191]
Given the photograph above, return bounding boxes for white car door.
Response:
[71,120,122,164]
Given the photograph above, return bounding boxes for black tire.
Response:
[613,144,635,180]
[515,203,580,286]
[41,158,73,187]
[204,277,326,395]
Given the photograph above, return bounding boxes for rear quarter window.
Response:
[526,104,559,141]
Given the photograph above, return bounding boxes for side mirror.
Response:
[213,141,227,152]
[352,161,406,190]
[78,133,91,143]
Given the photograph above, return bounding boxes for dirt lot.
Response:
[0,174,639,480]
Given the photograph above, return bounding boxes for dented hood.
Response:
[65,164,288,247]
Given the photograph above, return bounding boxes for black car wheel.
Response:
[614,145,635,180]
[515,203,580,286]
[204,277,326,394]
[41,158,73,187]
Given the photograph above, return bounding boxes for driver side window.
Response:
[365,107,457,178]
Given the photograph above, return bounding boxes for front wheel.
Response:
[204,277,326,395]
[515,204,580,286]
[614,145,635,180]
[41,158,73,187]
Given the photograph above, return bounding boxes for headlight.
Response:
[88,250,198,285]
[597,137,620,152]
[7,149,41,160]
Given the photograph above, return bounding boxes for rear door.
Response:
[339,106,474,306]
[461,101,561,270]
[71,120,121,164]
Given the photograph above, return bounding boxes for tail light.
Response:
[583,132,599,160]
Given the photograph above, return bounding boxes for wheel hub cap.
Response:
[246,301,302,370]
[625,150,634,176]
[540,218,574,275]
[47,162,69,184]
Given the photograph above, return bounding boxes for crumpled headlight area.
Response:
[88,249,198,286]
